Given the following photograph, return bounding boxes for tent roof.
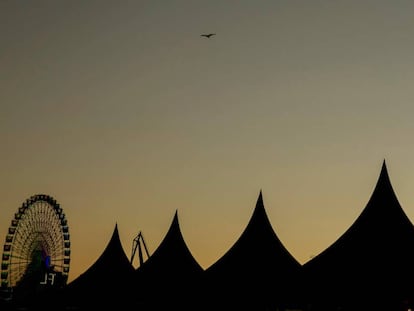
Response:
[302,160,414,301]
[67,223,134,291]
[135,210,203,279]
[304,160,414,267]
[206,190,301,280]
[129,211,203,308]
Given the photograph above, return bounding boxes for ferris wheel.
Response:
[1,194,70,293]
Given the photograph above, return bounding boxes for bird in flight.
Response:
[201,33,216,38]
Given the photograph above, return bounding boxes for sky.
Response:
[2,1,414,283]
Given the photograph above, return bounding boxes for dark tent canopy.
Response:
[128,210,204,310]
[301,160,414,310]
[203,191,302,311]
[62,224,134,310]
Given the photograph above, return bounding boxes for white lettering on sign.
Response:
[40,273,56,285]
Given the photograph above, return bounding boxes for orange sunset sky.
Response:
[2,1,414,283]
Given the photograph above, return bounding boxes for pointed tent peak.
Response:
[205,189,301,274]
[379,158,393,180]
[66,221,134,290]
[255,189,264,210]
[376,158,392,188]
[382,158,387,171]
[363,159,402,211]
[113,222,119,235]
[110,223,121,243]
[172,209,179,224]
[246,190,269,226]
[136,208,204,275]
[166,209,181,235]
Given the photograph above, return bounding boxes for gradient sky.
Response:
[2,1,414,283]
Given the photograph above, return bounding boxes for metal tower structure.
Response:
[130,231,150,267]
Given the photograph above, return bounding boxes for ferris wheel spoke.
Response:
[9,254,31,261]
[51,257,66,262]
[9,266,27,273]
[9,252,29,260]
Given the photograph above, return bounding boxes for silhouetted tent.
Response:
[62,224,135,310]
[129,210,204,311]
[202,191,302,311]
[301,160,414,310]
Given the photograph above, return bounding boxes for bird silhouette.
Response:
[201,33,216,38]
